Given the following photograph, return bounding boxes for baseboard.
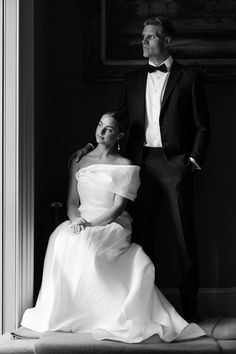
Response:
[161,287,236,316]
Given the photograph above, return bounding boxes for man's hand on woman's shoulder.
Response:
[68,143,94,168]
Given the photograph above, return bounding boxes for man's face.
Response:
[142,24,167,59]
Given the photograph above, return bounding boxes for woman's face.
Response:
[96,114,123,147]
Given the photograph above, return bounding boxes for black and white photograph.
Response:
[0,0,236,353]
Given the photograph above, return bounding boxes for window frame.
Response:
[0,0,34,333]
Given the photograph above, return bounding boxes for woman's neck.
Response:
[93,144,117,160]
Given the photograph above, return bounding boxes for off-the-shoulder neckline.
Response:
[76,163,139,174]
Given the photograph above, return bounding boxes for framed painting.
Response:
[84,0,236,81]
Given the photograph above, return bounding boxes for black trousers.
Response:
[130,147,199,312]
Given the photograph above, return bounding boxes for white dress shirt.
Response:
[144,56,173,147]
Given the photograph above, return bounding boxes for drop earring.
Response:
[117,142,120,151]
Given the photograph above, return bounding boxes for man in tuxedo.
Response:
[75,16,209,322]
[119,16,209,322]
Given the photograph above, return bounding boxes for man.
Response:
[74,16,209,322]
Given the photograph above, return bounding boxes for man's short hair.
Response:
[144,16,175,39]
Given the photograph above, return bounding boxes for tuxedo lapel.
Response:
[135,67,147,123]
[161,61,182,113]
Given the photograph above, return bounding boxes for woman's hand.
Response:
[70,217,90,235]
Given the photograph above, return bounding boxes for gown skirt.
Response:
[21,164,205,343]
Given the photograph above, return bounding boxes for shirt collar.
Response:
[148,55,173,72]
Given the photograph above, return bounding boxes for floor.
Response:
[0,317,236,354]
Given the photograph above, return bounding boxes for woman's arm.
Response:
[67,159,81,222]
[67,159,89,234]
[89,194,128,227]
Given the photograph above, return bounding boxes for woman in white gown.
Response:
[21,112,205,343]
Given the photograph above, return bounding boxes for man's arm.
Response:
[190,71,210,168]
[116,77,127,111]
[68,138,97,167]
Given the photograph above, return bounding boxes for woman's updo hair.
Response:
[105,110,128,133]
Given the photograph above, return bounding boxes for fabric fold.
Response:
[21,164,205,343]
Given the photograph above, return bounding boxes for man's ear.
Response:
[165,35,172,47]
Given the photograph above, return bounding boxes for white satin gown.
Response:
[21,164,205,343]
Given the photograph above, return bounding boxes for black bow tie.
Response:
[147,64,168,73]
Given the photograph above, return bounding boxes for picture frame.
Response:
[84,0,236,82]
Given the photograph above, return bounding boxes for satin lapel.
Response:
[161,61,182,113]
[135,67,147,123]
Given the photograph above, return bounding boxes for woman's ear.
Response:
[117,132,125,141]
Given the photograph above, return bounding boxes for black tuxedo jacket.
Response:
[118,61,209,167]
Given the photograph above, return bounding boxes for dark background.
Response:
[34,0,236,303]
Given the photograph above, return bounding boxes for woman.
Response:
[21,112,205,343]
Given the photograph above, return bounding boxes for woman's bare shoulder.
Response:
[70,155,91,175]
[69,157,80,175]
[115,156,133,166]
